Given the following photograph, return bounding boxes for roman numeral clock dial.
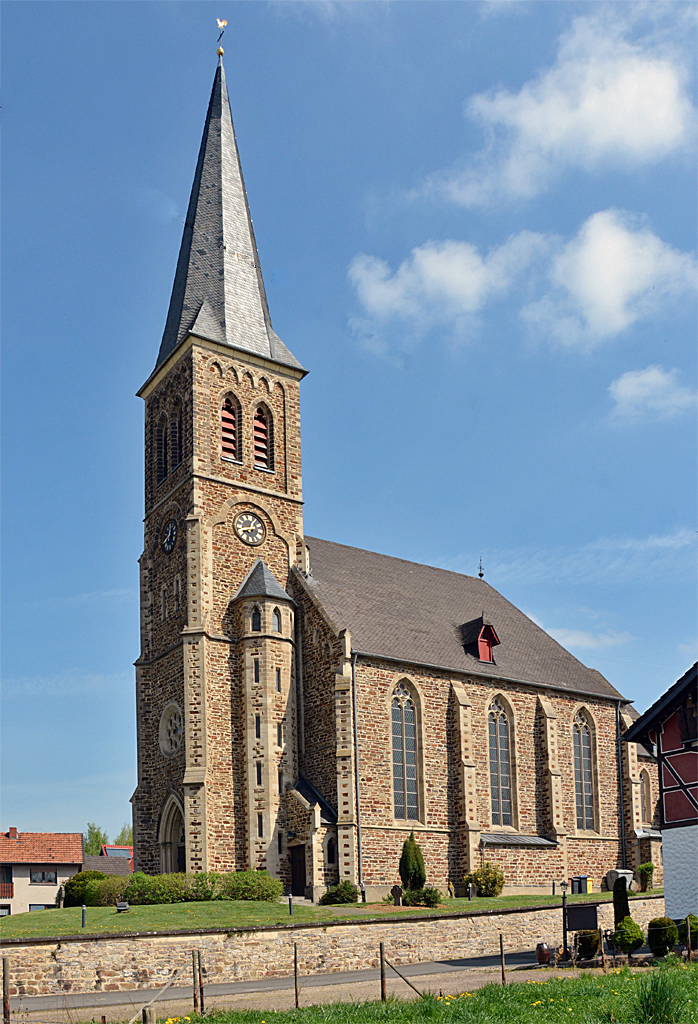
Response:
[234,512,265,546]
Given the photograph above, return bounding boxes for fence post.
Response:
[192,951,198,1013]
[294,942,299,1008]
[499,933,506,985]
[3,957,10,1024]
[142,1007,155,1024]
[197,950,204,1015]
[379,942,387,1002]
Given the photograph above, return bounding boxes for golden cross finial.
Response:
[217,18,227,56]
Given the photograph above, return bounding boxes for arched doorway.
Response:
[159,796,186,873]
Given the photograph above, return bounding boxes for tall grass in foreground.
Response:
[192,962,697,1024]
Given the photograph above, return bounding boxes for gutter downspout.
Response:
[351,650,366,901]
[616,701,627,869]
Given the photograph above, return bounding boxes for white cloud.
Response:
[429,13,695,206]
[546,627,632,650]
[349,230,547,348]
[521,210,696,350]
[609,365,696,420]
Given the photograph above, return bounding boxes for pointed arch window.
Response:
[640,768,651,824]
[251,606,262,632]
[573,711,594,830]
[253,406,274,471]
[488,697,512,826]
[156,414,169,485]
[222,396,241,461]
[171,401,183,469]
[272,608,281,633]
[391,682,419,820]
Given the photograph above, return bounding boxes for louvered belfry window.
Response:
[574,711,594,830]
[156,415,168,485]
[253,407,273,470]
[171,403,183,469]
[392,682,418,820]
[221,398,239,460]
[489,697,512,826]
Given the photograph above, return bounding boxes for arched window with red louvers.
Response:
[253,405,274,471]
[221,395,241,462]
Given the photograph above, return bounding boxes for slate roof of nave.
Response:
[155,61,304,376]
[301,536,624,701]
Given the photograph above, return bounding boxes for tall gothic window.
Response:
[156,414,169,485]
[392,682,418,820]
[221,396,240,461]
[489,697,512,826]
[573,711,594,830]
[640,769,651,824]
[253,406,274,470]
[171,401,183,469]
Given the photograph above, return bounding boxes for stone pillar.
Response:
[451,681,481,881]
[335,633,359,886]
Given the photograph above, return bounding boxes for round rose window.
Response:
[159,702,183,756]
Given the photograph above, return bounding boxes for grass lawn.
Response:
[0,889,662,941]
[163,964,696,1023]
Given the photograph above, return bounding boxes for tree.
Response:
[114,823,133,846]
[83,823,109,855]
[398,832,426,891]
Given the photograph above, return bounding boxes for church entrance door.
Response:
[290,845,306,896]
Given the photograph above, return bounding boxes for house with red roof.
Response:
[0,828,83,916]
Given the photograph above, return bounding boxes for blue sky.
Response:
[2,1,696,840]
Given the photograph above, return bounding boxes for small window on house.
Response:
[256,761,262,786]
[251,607,261,632]
[327,838,336,864]
[171,401,183,469]
[254,659,260,683]
[156,414,169,485]
[272,608,281,632]
[161,587,167,623]
[277,723,283,747]
[278,831,283,853]
[573,711,595,830]
[253,406,274,470]
[276,668,281,692]
[255,715,261,739]
[29,870,57,885]
[174,578,180,615]
[257,814,264,838]
[221,396,240,461]
[278,769,284,794]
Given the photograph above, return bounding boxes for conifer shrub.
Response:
[613,876,631,927]
[463,863,505,897]
[647,917,679,958]
[399,886,443,908]
[575,929,601,959]
[398,832,426,891]
[678,914,698,949]
[637,862,655,892]
[319,880,359,905]
[63,871,107,907]
[612,916,645,956]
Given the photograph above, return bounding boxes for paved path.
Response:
[8,952,588,1022]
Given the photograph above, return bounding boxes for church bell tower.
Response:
[132,56,307,877]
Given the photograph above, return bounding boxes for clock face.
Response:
[161,518,177,554]
[235,512,265,546]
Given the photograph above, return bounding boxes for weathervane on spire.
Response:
[217,18,227,57]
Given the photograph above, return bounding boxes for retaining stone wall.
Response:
[3,896,663,998]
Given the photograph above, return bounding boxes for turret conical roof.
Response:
[155,61,304,374]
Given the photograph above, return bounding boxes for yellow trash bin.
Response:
[586,878,593,893]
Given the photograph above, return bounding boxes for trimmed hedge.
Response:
[88,870,283,907]
[612,916,645,955]
[319,881,359,905]
[647,916,679,958]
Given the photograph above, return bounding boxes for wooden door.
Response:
[290,845,306,896]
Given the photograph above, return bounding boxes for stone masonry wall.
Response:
[3,896,664,998]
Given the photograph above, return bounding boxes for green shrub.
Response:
[421,886,443,909]
[613,916,645,955]
[398,832,426,892]
[94,875,129,906]
[319,881,359,905]
[464,863,505,897]
[189,871,222,902]
[575,929,601,959]
[678,914,698,949]
[218,870,282,903]
[63,871,107,907]
[400,887,444,909]
[638,862,655,892]
[648,917,679,958]
[634,963,685,1023]
[613,876,631,927]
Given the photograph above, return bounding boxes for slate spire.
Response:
[156,59,303,373]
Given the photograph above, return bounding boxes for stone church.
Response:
[132,59,661,899]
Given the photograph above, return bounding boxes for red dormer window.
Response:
[478,624,500,662]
